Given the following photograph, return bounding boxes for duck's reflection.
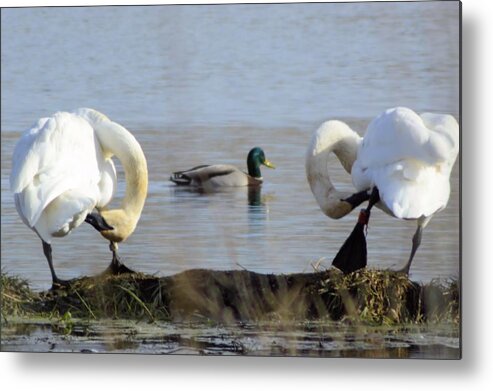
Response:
[248,186,263,207]
[247,186,269,236]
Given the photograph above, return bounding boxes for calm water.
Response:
[1,320,459,358]
[1,2,460,291]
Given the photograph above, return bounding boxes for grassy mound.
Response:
[1,273,40,318]
[1,268,459,325]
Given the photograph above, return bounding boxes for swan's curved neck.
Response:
[79,110,148,241]
[305,120,361,219]
[106,125,148,219]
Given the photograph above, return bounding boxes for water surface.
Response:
[1,2,460,291]
[1,319,460,358]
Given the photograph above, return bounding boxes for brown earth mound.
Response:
[1,268,459,325]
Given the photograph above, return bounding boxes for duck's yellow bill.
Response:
[264,159,276,169]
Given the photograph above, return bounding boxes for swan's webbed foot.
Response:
[396,265,411,275]
[104,242,136,275]
[108,253,136,275]
[50,277,76,291]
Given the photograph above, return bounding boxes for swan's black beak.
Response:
[85,213,114,232]
[342,190,371,211]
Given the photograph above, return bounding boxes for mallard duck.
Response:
[170,147,275,188]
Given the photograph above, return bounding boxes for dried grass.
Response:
[1,268,459,326]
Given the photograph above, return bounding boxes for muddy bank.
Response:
[1,268,459,325]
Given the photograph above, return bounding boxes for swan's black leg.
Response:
[42,240,70,289]
[398,225,423,275]
[106,242,135,275]
[397,216,431,275]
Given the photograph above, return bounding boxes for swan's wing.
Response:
[72,108,110,127]
[97,158,117,208]
[10,112,102,227]
[352,107,459,219]
[59,108,117,208]
[370,163,451,219]
[10,117,51,193]
[357,107,458,169]
[419,111,459,168]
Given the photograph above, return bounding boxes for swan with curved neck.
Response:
[10,108,148,288]
[305,107,459,274]
[306,120,370,219]
[75,109,148,244]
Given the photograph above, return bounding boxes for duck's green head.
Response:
[247,147,275,178]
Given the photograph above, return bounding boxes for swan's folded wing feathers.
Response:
[354,108,458,220]
[18,174,77,226]
[358,107,458,169]
[359,108,428,167]
[10,112,102,227]
[372,163,451,219]
[97,158,117,208]
[10,117,52,194]
[420,112,459,166]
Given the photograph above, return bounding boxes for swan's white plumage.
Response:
[10,110,117,243]
[306,107,459,273]
[351,107,459,220]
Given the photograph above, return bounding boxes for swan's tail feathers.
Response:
[169,165,209,185]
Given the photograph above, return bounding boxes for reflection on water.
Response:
[247,186,263,207]
[1,320,460,358]
[247,187,267,232]
[0,2,460,291]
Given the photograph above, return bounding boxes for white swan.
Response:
[10,108,148,288]
[306,107,459,274]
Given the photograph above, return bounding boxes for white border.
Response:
[1,0,491,389]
